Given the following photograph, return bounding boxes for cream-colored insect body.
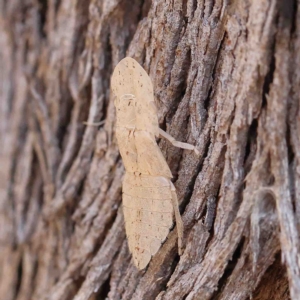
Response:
[111,57,198,269]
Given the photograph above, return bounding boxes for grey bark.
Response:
[0,0,299,299]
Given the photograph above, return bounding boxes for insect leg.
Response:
[159,128,199,155]
[170,181,183,255]
[83,120,105,126]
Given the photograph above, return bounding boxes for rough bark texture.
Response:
[0,0,299,299]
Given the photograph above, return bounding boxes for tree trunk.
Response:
[0,0,299,299]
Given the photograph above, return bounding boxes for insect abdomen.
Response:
[122,173,174,269]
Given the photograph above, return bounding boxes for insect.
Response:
[111,57,199,269]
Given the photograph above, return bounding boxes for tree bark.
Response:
[0,0,299,299]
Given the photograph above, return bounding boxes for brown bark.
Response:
[0,0,299,299]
